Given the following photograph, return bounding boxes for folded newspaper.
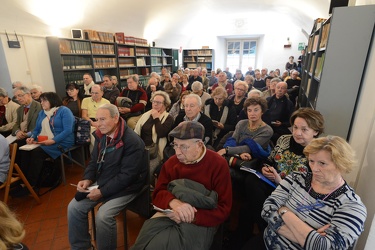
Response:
[152,204,173,214]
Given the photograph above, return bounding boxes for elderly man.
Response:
[83,73,95,97]
[81,84,110,151]
[266,81,294,144]
[132,121,232,250]
[102,75,120,104]
[285,70,301,105]
[0,87,19,137]
[12,86,42,141]
[191,81,211,109]
[30,84,43,102]
[118,74,148,129]
[68,104,145,250]
[174,94,213,145]
[211,72,233,95]
[188,69,202,84]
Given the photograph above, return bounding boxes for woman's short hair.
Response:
[245,75,254,84]
[0,88,8,97]
[303,136,356,174]
[248,89,262,97]
[191,81,203,92]
[40,92,63,108]
[290,108,325,137]
[243,97,268,113]
[211,86,228,99]
[234,81,249,92]
[0,201,25,249]
[150,90,171,109]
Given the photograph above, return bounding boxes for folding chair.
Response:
[60,143,88,185]
[0,144,41,204]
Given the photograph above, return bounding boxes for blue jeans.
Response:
[68,193,136,250]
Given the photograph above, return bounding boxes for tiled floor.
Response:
[3,162,146,250]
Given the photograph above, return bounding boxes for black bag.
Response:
[35,158,62,196]
[75,117,91,144]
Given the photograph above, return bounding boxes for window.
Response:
[226,40,257,74]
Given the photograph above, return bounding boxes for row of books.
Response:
[184,50,213,56]
[184,56,195,62]
[319,22,331,49]
[114,33,148,46]
[310,18,327,34]
[150,48,162,56]
[64,72,85,85]
[91,44,115,55]
[84,30,114,43]
[314,53,325,79]
[151,66,162,74]
[119,69,136,79]
[136,57,148,66]
[119,58,135,67]
[61,56,92,70]
[93,58,117,68]
[151,57,162,66]
[118,47,135,57]
[136,48,149,56]
[197,57,211,62]
[60,40,91,54]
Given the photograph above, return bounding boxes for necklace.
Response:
[296,177,343,212]
[248,122,263,132]
[234,96,243,105]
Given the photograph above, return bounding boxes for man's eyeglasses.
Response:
[15,94,26,98]
[152,101,164,106]
[170,140,200,152]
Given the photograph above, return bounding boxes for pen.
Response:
[70,183,77,187]
[265,164,272,173]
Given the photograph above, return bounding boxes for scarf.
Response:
[40,107,58,139]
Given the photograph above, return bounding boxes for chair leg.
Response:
[91,208,96,240]
[3,182,12,204]
[123,210,129,250]
[60,155,67,185]
[13,164,41,204]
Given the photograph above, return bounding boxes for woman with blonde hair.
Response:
[0,201,28,249]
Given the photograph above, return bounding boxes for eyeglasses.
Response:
[235,88,246,92]
[66,88,76,92]
[152,100,164,106]
[91,92,100,95]
[15,94,26,98]
[170,140,199,152]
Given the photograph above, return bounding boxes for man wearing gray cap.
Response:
[132,121,232,249]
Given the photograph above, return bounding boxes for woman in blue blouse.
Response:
[13,92,75,196]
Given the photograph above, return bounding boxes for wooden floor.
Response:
[2,162,146,250]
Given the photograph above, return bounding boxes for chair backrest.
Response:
[126,148,151,218]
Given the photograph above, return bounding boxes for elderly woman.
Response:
[204,87,237,149]
[62,83,83,117]
[217,97,272,160]
[0,87,19,137]
[12,92,75,196]
[228,81,248,118]
[262,77,281,98]
[30,84,43,103]
[164,73,182,104]
[244,75,255,92]
[135,91,174,182]
[234,108,325,247]
[169,90,190,120]
[254,136,367,249]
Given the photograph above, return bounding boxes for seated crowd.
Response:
[0,66,367,250]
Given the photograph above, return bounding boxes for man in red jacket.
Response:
[132,121,232,249]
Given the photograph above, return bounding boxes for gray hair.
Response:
[128,74,139,83]
[13,86,30,95]
[248,89,262,98]
[150,90,171,109]
[185,93,202,107]
[30,84,43,92]
[12,81,23,89]
[98,103,119,118]
[234,80,249,92]
[0,88,8,97]
[270,77,282,84]
[191,81,203,92]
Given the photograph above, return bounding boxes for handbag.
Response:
[146,139,159,160]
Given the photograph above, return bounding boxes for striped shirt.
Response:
[262,172,367,249]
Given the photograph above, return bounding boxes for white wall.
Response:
[0,33,55,94]
[348,40,375,249]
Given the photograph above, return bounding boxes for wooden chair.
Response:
[0,144,41,204]
[91,148,152,250]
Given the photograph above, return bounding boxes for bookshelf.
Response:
[47,36,177,95]
[298,5,375,140]
[183,49,214,73]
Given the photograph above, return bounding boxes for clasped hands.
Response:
[167,199,197,224]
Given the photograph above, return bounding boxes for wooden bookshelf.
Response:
[183,49,214,73]
[298,5,375,140]
[47,36,178,94]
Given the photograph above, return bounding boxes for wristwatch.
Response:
[225,147,229,155]
[279,208,289,217]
